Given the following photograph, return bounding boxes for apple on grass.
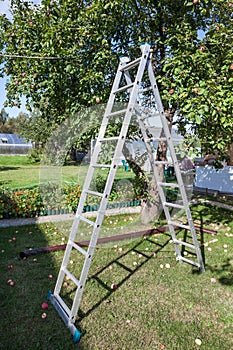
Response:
[41,302,49,310]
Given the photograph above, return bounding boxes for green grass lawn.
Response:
[0,205,232,350]
[0,156,135,189]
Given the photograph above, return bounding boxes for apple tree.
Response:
[0,0,232,221]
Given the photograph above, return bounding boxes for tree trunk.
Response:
[139,108,176,224]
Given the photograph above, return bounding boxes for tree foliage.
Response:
[0,0,232,159]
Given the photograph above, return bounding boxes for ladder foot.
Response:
[47,290,53,300]
[73,329,81,344]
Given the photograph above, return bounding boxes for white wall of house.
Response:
[195,166,233,193]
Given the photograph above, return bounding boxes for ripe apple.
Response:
[215,26,220,31]
[95,97,100,103]
[169,88,174,95]
[15,81,19,85]
[194,87,199,94]
[193,0,199,4]
[200,46,205,52]
[21,72,26,78]
[110,283,118,290]
[229,3,232,8]
[7,279,15,286]
[229,63,233,70]
[41,302,49,310]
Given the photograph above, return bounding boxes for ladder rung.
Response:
[158,182,179,188]
[63,267,80,287]
[108,109,127,117]
[138,86,153,93]
[78,215,96,226]
[113,83,134,94]
[164,202,185,210]
[154,161,173,165]
[91,163,111,168]
[168,221,191,230]
[145,137,167,142]
[178,256,201,269]
[54,293,71,317]
[99,136,120,142]
[120,57,141,71]
[85,189,104,198]
[69,240,88,257]
[173,239,196,250]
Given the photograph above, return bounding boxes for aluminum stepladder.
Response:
[48,43,205,343]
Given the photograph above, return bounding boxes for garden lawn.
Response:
[0,205,232,350]
[0,156,134,189]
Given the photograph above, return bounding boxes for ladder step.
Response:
[164,202,185,210]
[138,86,153,93]
[78,215,96,226]
[154,160,173,165]
[158,182,179,188]
[120,57,141,71]
[178,256,201,269]
[63,267,80,287]
[85,189,104,198]
[173,239,196,250]
[168,221,191,230]
[113,82,134,94]
[108,109,127,117]
[69,240,88,257]
[99,136,120,142]
[145,137,167,142]
[91,163,111,168]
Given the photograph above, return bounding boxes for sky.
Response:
[0,0,41,117]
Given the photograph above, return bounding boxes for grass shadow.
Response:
[77,234,173,320]
[0,223,84,350]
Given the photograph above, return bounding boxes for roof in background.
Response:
[0,133,32,145]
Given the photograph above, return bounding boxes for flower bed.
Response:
[0,182,141,219]
[0,183,81,219]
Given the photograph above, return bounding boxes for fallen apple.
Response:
[41,302,49,310]
[110,283,118,290]
[195,338,202,346]
[7,265,13,270]
[41,312,47,319]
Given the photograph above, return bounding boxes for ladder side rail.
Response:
[53,60,127,298]
[147,61,205,271]
[147,60,194,222]
[69,44,153,319]
[137,111,183,259]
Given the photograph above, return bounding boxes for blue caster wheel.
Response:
[73,329,81,343]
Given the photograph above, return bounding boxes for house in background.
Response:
[0,133,33,155]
